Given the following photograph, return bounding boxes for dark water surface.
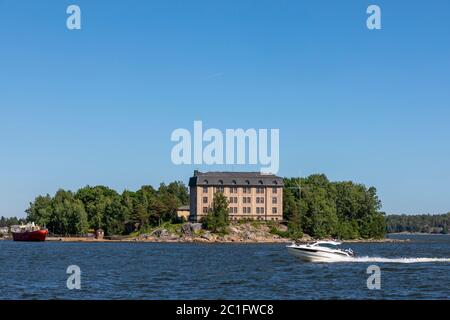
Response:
[0,234,449,299]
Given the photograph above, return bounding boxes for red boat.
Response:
[12,223,48,242]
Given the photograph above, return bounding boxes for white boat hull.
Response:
[287,246,352,263]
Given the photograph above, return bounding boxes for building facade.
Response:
[189,171,284,222]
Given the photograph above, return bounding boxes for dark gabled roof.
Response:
[189,171,284,187]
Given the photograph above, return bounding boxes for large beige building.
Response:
[189,171,284,222]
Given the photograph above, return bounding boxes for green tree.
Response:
[202,192,229,233]
[165,181,189,205]
[48,189,88,235]
[282,186,303,238]
[300,175,338,238]
[75,186,119,230]
[25,194,53,227]
[283,174,385,240]
[134,185,158,227]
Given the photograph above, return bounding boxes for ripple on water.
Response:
[0,237,449,299]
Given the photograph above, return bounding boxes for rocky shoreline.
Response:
[42,222,409,244]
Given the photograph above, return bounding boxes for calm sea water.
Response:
[0,234,449,300]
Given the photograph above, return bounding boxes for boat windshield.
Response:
[314,243,343,249]
[311,241,342,247]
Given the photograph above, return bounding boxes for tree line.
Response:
[25,182,189,236]
[385,213,449,234]
[0,216,26,228]
[283,174,386,239]
[9,174,388,239]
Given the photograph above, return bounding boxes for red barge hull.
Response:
[12,229,48,241]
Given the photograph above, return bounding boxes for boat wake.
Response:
[332,256,450,264]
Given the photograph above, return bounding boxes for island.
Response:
[2,172,442,243]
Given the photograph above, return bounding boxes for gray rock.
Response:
[190,223,203,232]
[181,224,192,236]
[201,231,212,240]
[151,229,170,238]
[181,222,203,233]
[243,231,252,240]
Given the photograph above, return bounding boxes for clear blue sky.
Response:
[1,0,449,217]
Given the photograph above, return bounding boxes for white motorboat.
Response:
[287,241,355,262]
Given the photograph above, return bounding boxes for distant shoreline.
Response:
[0,237,410,243]
[3,222,422,244]
[40,236,408,244]
[388,232,449,236]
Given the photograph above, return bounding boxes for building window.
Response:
[203,197,208,203]
[203,186,208,193]
[203,207,208,213]
[217,186,224,193]
[272,207,277,214]
[229,197,237,204]
[261,207,265,214]
[272,187,277,194]
[272,197,277,204]
[230,187,237,193]
[256,207,260,214]
[243,207,252,214]
[256,187,264,194]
